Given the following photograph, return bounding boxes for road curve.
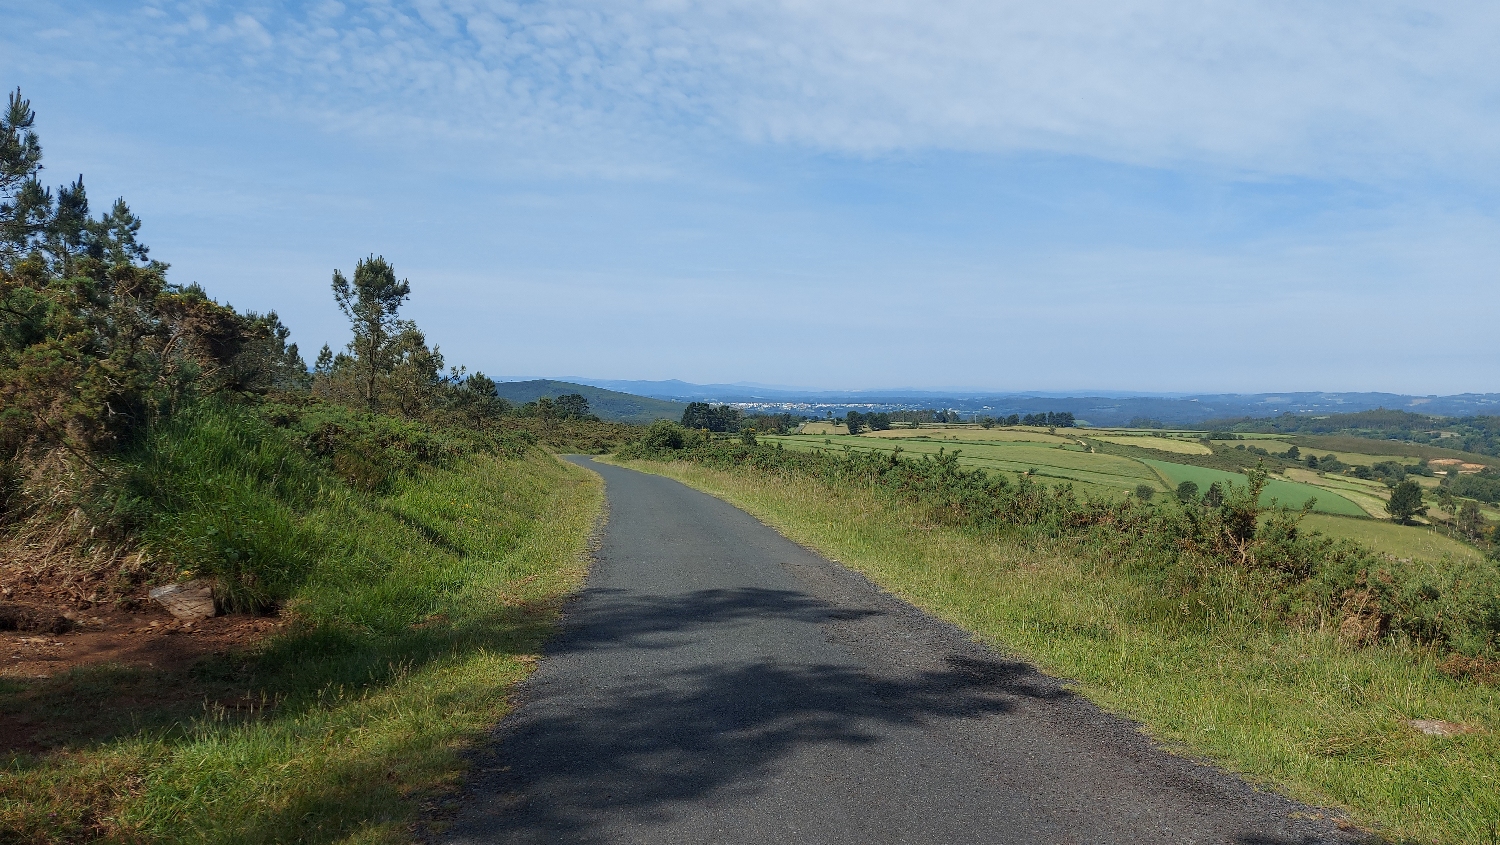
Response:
[440,457,1358,845]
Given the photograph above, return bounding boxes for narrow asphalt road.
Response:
[441,457,1359,845]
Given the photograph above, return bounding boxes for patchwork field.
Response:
[762,434,1160,494]
[1298,449,1436,468]
[1282,468,1393,519]
[1135,459,1368,517]
[863,426,1072,444]
[1288,435,1500,468]
[768,428,1494,564]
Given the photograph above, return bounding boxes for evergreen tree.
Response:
[1203,482,1225,508]
[681,401,740,432]
[1385,480,1427,524]
[0,88,46,264]
[331,255,410,411]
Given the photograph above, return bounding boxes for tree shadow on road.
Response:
[437,585,1060,844]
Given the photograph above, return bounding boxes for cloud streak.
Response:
[51,0,1491,182]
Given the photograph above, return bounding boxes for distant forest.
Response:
[1204,409,1500,458]
[680,403,1078,435]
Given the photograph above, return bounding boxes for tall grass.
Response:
[2,410,602,844]
[100,403,324,611]
[615,458,1500,844]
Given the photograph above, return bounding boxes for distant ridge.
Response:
[546,379,1500,427]
[492,380,685,425]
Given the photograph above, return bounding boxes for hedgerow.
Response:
[620,426,1500,658]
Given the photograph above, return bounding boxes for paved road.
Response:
[442,457,1359,844]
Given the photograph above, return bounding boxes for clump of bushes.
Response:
[621,424,1500,659]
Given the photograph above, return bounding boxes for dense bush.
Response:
[621,425,1500,657]
[90,397,556,611]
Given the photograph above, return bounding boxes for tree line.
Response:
[1204,409,1500,458]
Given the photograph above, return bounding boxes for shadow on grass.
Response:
[3,585,913,844]
[380,501,472,559]
[0,601,556,755]
[0,598,565,844]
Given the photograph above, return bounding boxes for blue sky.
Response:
[3,1,1498,393]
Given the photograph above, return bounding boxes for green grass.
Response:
[2,448,602,844]
[612,458,1500,844]
[1299,513,1487,565]
[764,434,1161,493]
[1140,459,1368,517]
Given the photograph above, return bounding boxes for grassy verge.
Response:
[610,457,1500,844]
[2,449,602,844]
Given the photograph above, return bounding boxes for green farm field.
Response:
[762,434,1159,494]
[1295,513,1487,564]
[1086,434,1212,455]
[1287,435,1500,468]
[1282,468,1393,519]
[1298,449,1445,468]
[773,430,1496,562]
[863,426,1071,444]
[1139,459,1367,517]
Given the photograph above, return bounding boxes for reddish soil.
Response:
[2,607,282,679]
[1,568,282,679]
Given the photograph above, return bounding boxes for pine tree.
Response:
[331,256,411,411]
[1385,480,1427,524]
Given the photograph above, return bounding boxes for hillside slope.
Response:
[495,380,685,424]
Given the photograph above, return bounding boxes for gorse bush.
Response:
[621,426,1500,658]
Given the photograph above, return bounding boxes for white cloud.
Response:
[48,0,1500,183]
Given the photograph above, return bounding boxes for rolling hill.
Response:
[494,380,685,425]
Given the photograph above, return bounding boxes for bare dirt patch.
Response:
[1,606,282,680]
[1,554,285,756]
[0,602,285,756]
[2,538,282,681]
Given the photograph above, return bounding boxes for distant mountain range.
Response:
[510,378,1500,427]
